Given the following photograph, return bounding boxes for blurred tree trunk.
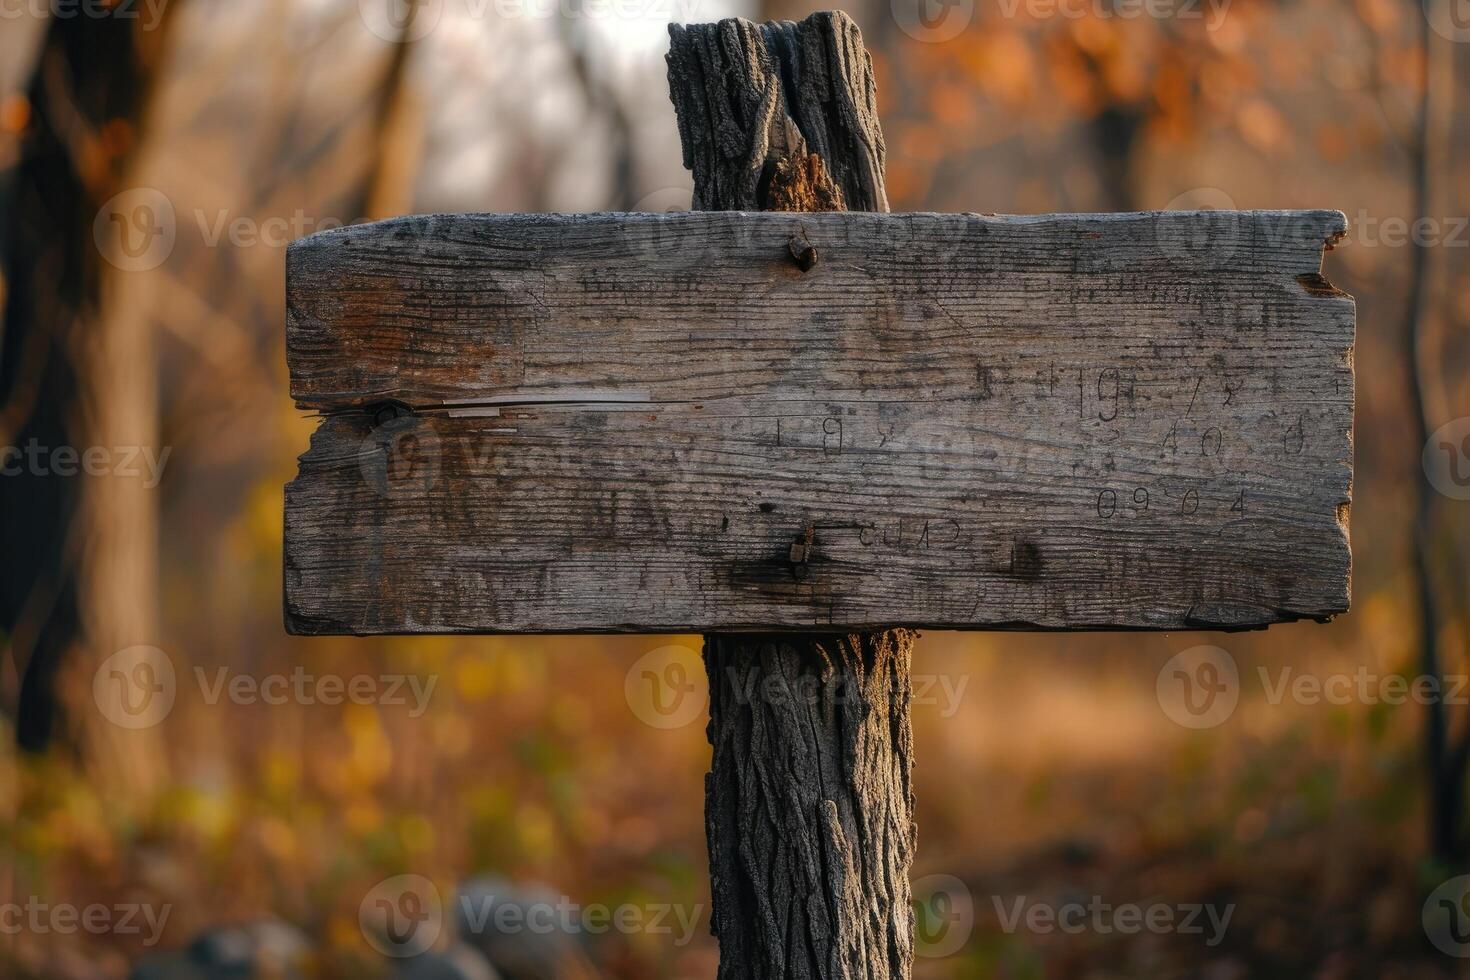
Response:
[1090,104,1142,212]
[362,11,426,220]
[1077,49,1143,212]
[667,14,914,979]
[557,2,637,210]
[1411,0,1461,867]
[1,8,173,785]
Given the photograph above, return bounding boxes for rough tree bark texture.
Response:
[667,14,916,979]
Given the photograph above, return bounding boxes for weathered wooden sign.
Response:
[284,208,1353,635]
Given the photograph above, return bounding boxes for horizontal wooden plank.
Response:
[284,210,1353,634]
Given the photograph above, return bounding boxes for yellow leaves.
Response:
[344,800,383,837]
[466,785,511,825]
[397,814,435,854]
[1102,51,1150,105]
[883,162,927,209]
[514,801,555,861]
[1067,16,1120,58]
[1380,42,1424,93]
[453,655,501,702]
[1361,591,1413,667]
[259,747,300,803]
[432,713,473,759]
[549,693,589,738]
[1205,13,1250,55]
[1149,58,1197,144]
[256,815,298,863]
[898,122,945,165]
[326,914,362,952]
[1235,98,1290,154]
[12,756,115,864]
[344,702,392,788]
[1046,47,1104,116]
[449,646,529,705]
[1042,24,1150,116]
[1354,0,1401,32]
[931,81,979,129]
[1201,53,1261,113]
[1314,121,1351,162]
[971,32,1038,107]
[15,818,63,862]
[154,784,236,846]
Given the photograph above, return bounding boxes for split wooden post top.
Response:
[283,209,1354,635]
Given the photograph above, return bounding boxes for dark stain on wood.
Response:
[1008,540,1044,581]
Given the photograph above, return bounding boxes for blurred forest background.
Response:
[1,0,1469,976]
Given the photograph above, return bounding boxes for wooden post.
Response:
[281,33,1354,980]
[667,15,916,979]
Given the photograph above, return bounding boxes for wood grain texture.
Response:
[284,208,1354,634]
